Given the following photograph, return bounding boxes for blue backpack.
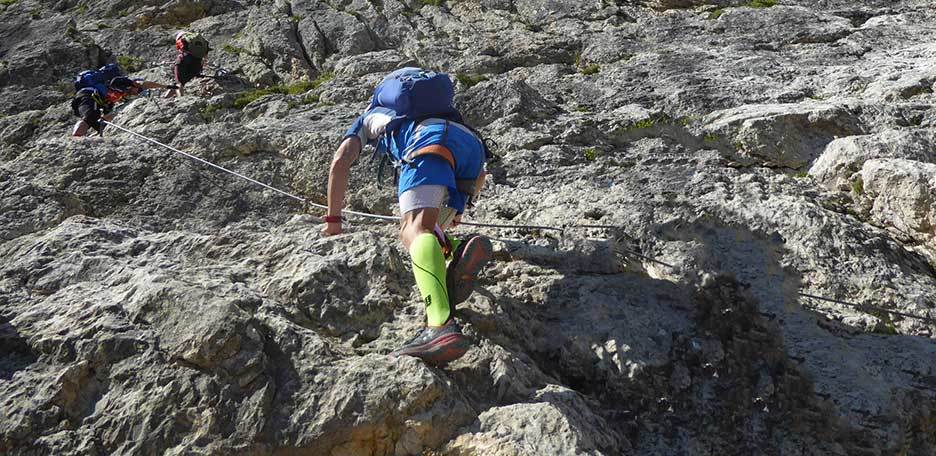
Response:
[369,68,497,187]
[375,67,496,160]
[369,67,460,123]
[74,63,123,96]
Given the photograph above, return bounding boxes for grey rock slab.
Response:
[333,49,414,78]
[445,385,624,455]
[858,43,936,102]
[712,6,853,46]
[458,76,561,128]
[257,230,408,340]
[810,128,936,191]
[860,158,936,243]
[277,355,475,455]
[702,100,865,168]
[4,0,936,454]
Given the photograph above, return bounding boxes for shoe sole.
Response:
[389,333,471,366]
[447,236,493,305]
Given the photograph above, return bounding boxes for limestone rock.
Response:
[810,128,936,191]
[703,101,864,169]
[2,1,936,455]
[860,158,936,243]
[445,385,625,455]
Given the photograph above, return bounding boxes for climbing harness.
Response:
[99,120,936,327]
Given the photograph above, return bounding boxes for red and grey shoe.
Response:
[446,235,493,306]
[388,319,470,366]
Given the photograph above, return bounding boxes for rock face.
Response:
[2,1,936,455]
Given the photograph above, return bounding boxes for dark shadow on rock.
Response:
[529,252,837,452]
[452,235,695,454]
[255,323,300,446]
[650,218,936,454]
[453,220,936,454]
[0,316,37,381]
[655,216,936,336]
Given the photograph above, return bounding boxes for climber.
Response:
[164,31,210,98]
[71,73,174,137]
[322,67,494,366]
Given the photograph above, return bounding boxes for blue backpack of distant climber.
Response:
[369,67,459,122]
[74,63,123,95]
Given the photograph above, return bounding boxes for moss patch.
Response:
[631,114,673,131]
[746,0,777,7]
[580,63,600,75]
[871,311,899,335]
[632,118,656,130]
[456,73,488,88]
[677,115,700,126]
[233,88,277,109]
[117,55,146,73]
[574,53,601,75]
[233,73,334,109]
[222,44,247,55]
[851,175,864,195]
[583,147,598,162]
[199,104,222,121]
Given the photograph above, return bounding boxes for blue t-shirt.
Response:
[345,108,485,213]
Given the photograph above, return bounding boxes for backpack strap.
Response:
[414,118,496,163]
[401,120,455,168]
[374,130,404,188]
[408,144,455,168]
[463,123,498,163]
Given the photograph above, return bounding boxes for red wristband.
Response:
[323,215,342,223]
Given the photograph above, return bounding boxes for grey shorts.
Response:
[399,185,457,227]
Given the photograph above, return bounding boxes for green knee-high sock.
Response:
[410,233,451,326]
[446,234,462,261]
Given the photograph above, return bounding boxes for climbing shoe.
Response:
[446,235,493,306]
[389,319,470,366]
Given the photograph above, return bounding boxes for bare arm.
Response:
[322,136,362,235]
